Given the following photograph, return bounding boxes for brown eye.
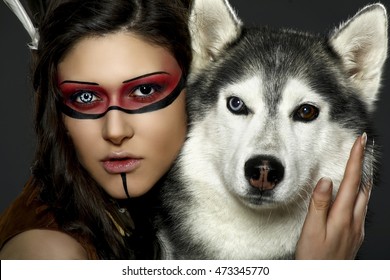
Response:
[293,104,319,122]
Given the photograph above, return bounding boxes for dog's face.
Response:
[183,0,387,209]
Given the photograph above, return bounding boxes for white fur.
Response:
[175,77,355,259]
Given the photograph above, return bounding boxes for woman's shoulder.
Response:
[0,229,88,259]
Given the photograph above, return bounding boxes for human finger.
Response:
[331,132,367,216]
[302,177,333,238]
[353,154,373,230]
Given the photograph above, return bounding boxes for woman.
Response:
[0,0,191,259]
[0,0,370,259]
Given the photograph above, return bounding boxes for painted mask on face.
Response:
[59,70,185,119]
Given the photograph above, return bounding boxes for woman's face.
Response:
[58,32,187,198]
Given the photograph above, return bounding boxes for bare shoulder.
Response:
[0,229,88,259]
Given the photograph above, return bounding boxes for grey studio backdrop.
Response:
[0,0,389,259]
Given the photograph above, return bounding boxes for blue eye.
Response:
[72,91,99,104]
[227,96,248,115]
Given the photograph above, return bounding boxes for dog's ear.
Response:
[189,0,242,72]
[329,4,388,111]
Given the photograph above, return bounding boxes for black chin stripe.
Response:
[121,173,131,199]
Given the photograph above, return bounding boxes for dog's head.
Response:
[183,0,387,209]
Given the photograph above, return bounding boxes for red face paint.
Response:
[59,71,185,119]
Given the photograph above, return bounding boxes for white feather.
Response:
[3,0,39,49]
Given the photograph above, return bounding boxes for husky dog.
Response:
[157,0,388,259]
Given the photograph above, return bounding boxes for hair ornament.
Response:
[3,0,39,50]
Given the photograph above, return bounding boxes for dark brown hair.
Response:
[28,0,192,259]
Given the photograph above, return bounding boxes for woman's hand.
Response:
[295,133,371,259]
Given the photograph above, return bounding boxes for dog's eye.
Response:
[227,96,248,115]
[293,104,319,122]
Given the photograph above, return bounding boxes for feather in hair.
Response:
[3,0,39,49]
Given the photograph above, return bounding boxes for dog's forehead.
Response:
[231,28,334,89]
[187,26,370,129]
[197,28,332,111]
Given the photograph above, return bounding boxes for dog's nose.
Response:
[244,155,284,191]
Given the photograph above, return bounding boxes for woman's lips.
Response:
[102,158,141,174]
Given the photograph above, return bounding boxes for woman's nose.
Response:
[102,110,134,145]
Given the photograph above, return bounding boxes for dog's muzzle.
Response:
[244,155,284,191]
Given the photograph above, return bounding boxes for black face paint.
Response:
[121,173,131,199]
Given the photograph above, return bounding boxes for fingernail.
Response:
[318,177,332,193]
[361,132,367,149]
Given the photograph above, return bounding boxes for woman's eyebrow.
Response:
[59,80,100,86]
[59,71,171,86]
[122,71,170,84]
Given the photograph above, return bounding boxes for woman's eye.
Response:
[293,104,319,122]
[227,96,248,115]
[133,84,160,96]
[73,91,99,104]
